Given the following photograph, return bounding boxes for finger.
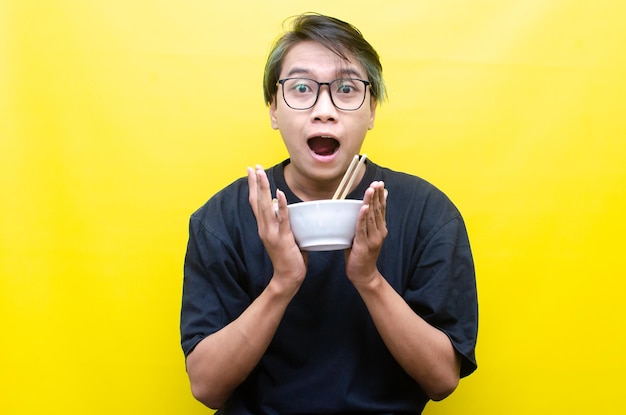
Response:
[354,203,370,239]
[364,182,386,234]
[247,166,259,217]
[364,186,380,232]
[275,189,288,226]
[255,165,275,222]
[272,198,279,219]
[375,182,387,221]
[377,182,387,207]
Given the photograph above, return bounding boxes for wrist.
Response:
[351,269,384,294]
[266,273,302,302]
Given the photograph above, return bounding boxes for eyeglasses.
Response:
[277,77,371,111]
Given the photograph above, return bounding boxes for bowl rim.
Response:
[287,199,363,209]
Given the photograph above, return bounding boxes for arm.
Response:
[352,274,461,401]
[186,276,299,408]
[186,166,307,408]
[345,181,461,401]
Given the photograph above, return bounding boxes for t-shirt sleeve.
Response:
[179,213,251,357]
[404,214,479,378]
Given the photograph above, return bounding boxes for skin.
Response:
[269,40,376,201]
[186,40,461,409]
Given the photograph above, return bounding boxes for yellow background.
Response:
[2,0,625,413]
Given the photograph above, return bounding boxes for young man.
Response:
[181,13,478,414]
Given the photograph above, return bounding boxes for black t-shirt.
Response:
[181,160,478,414]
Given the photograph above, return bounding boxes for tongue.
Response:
[308,137,338,156]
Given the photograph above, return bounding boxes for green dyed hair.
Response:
[263,13,387,106]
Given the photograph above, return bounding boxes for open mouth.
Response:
[307,136,339,156]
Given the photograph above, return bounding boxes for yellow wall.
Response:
[1,1,625,413]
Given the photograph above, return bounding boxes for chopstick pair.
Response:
[332,154,367,200]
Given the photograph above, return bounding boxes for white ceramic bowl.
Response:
[287,199,363,251]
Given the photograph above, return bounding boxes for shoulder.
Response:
[191,177,249,228]
[189,162,284,233]
[372,163,460,220]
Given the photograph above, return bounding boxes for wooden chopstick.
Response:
[339,154,367,199]
[332,155,359,200]
[332,154,367,200]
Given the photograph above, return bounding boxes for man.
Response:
[181,13,478,414]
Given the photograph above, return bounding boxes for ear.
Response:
[368,99,377,130]
[269,97,279,130]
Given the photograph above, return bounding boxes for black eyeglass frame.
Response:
[277,78,371,111]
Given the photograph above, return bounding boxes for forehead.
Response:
[280,40,367,80]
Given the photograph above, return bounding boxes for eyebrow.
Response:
[285,66,365,79]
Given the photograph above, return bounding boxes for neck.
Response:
[284,162,365,202]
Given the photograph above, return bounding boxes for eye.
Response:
[334,79,358,95]
[289,79,315,94]
[293,84,311,94]
[339,85,353,93]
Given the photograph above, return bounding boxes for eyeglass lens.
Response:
[281,78,367,110]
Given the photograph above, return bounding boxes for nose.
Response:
[311,85,338,122]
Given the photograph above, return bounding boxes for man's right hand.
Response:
[247,165,308,293]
